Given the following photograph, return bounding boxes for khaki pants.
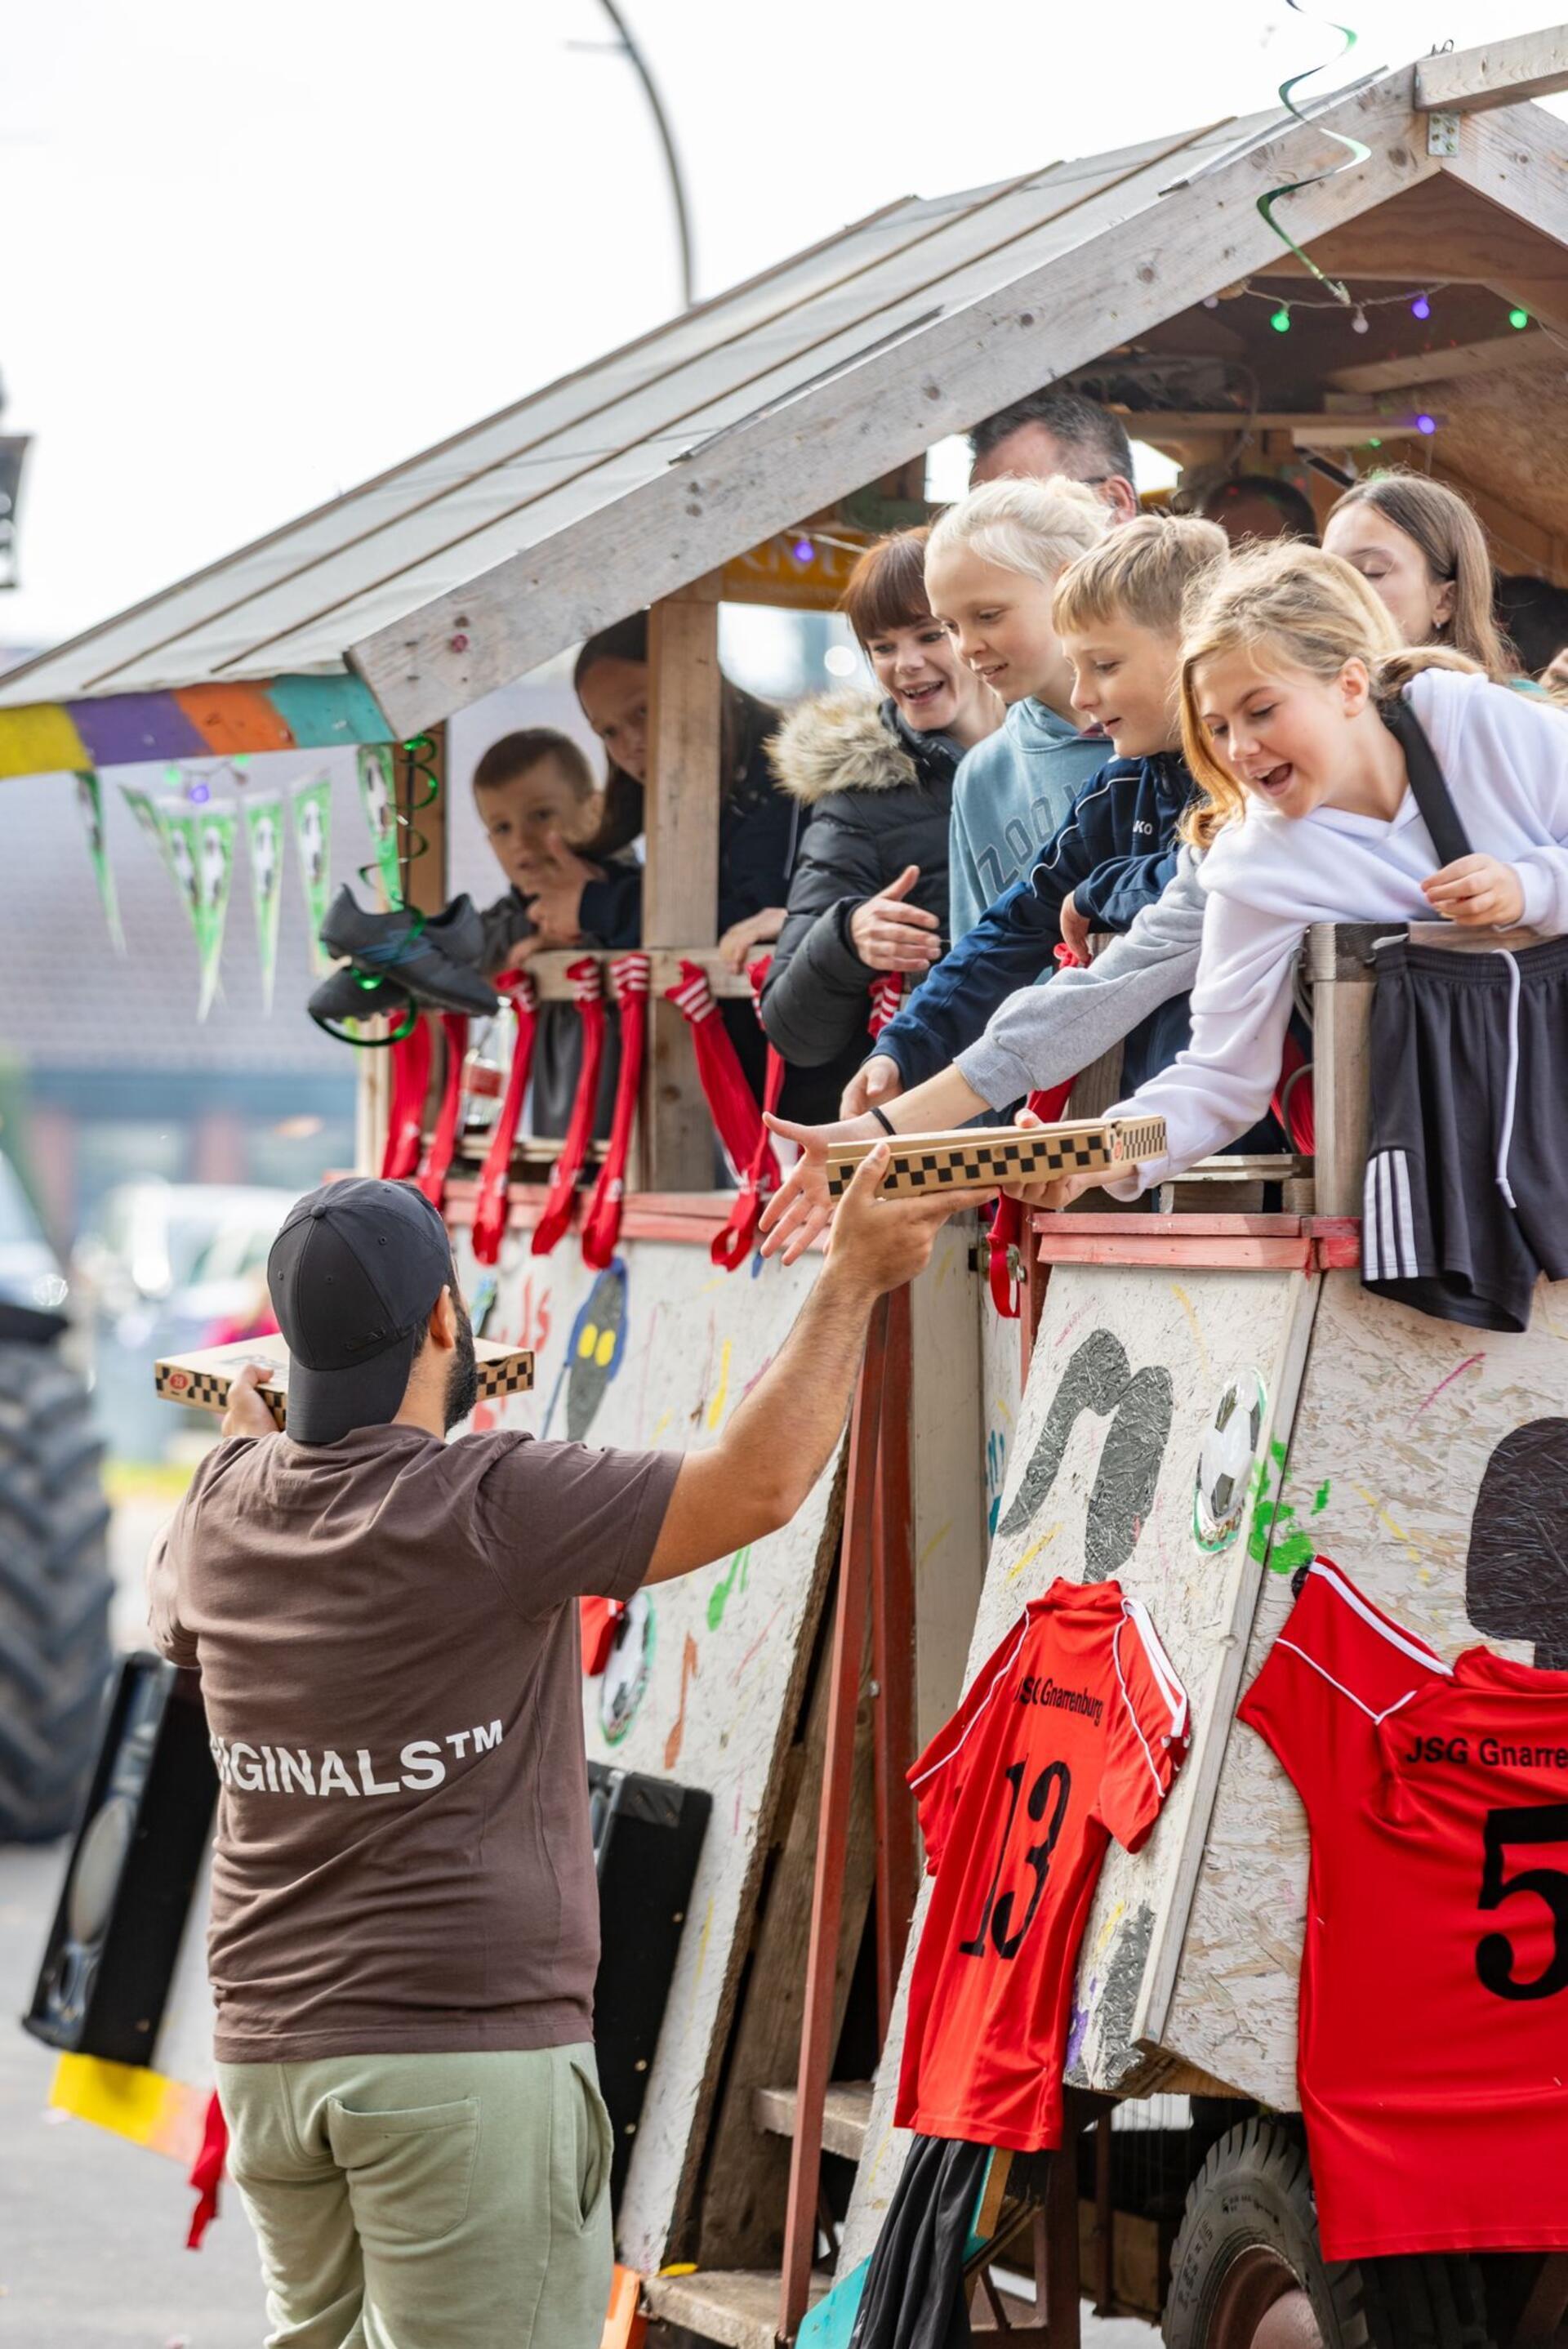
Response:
[216,2044,612,2349]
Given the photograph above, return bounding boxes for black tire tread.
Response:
[0,1338,114,1841]
[1164,2117,1492,2349]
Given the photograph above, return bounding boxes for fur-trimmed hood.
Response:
[766,693,921,805]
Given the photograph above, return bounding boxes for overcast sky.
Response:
[6,0,1565,650]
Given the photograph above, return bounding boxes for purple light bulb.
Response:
[792,537,814,564]
[1410,293,1431,321]
[1415,412,1436,435]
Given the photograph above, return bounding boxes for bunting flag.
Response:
[416,1016,470,1210]
[581,954,651,1271]
[242,796,284,1011]
[662,959,777,1188]
[119,783,173,875]
[381,1014,434,1180]
[711,956,786,1273]
[159,797,237,1019]
[472,973,540,1270]
[291,773,334,974]
[74,770,122,949]
[357,745,403,908]
[532,959,608,1258]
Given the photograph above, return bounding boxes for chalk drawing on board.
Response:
[600,1591,656,1744]
[545,1258,629,1437]
[997,1328,1174,1580]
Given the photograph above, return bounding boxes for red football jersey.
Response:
[896,1579,1189,2152]
[1240,1556,1568,2260]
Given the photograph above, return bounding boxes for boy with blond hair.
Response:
[843,513,1228,1121]
[925,477,1112,943]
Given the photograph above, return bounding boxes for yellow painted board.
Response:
[0,703,91,779]
[50,2052,209,2164]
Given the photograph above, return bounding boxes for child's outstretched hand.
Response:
[1422,854,1526,927]
[523,831,599,943]
[1000,1103,1103,1214]
[758,1111,884,1264]
[1058,890,1092,964]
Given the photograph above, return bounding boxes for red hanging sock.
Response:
[472,972,539,1268]
[987,944,1084,1318]
[415,1015,469,1209]
[580,1593,626,1676]
[662,959,778,1188]
[1272,1028,1315,1154]
[582,953,650,1271]
[867,971,905,1040]
[186,2090,228,2249]
[381,1013,433,1179]
[711,955,786,1272]
[531,958,608,1257]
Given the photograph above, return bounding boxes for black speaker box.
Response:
[25,1653,217,2066]
[589,1761,710,2201]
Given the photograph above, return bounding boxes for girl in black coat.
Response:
[760,530,1001,1068]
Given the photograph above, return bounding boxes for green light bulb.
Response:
[1509,306,1530,330]
[1271,305,1291,333]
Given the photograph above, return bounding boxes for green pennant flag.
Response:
[161,799,237,1019]
[243,796,284,1012]
[74,770,123,950]
[119,782,173,874]
[292,773,334,974]
[356,746,402,908]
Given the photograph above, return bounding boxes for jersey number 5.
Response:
[1477,1803,1568,2003]
[960,1758,1071,1963]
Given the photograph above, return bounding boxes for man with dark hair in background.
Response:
[969,387,1140,522]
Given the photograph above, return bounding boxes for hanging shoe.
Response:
[318,886,500,1016]
[308,965,417,1043]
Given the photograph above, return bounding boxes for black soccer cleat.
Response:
[317,886,499,1015]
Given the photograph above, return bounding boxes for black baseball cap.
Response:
[267,1179,453,1445]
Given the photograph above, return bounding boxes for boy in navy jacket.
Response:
[849,515,1228,1114]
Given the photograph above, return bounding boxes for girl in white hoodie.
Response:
[1036,543,1568,1326]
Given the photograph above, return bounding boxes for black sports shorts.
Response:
[1361,934,1568,1333]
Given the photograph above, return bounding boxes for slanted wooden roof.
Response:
[3,27,1566,776]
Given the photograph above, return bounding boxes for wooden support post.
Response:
[1306,923,1375,1219]
[644,583,723,1192]
[396,720,449,916]
[1091,2114,1115,2318]
[356,721,450,1177]
[870,1282,917,2041]
[1042,2118,1083,2349]
[780,1300,889,2342]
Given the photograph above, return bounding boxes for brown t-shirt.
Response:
[148,1422,677,2064]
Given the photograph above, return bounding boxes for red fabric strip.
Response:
[711,955,786,1272]
[416,1015,469,1209]
[381,1014,433,1180]
[987,947,1085,1318]
[531,959,608,1257]
[867,971,904,1038]
[471,973,539,1268]
[662,959,777,1189]
[582,953,651,1271]
[186,2091,228,2249]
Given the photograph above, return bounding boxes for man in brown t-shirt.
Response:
[148,1157,979,2349]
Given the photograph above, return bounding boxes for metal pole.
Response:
[592,0,696,310]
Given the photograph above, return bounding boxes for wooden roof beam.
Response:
[1436,102,1568,337]
[1326,329,1552,393]
[1415,28,1568,116]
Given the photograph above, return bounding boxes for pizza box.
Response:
[154,1334,533,1429]
[823,1115,1168,1200]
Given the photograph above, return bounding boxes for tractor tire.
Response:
[1164,2118,1491,2349]
[0,1339,114,1841]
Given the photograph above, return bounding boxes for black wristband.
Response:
[869,1105,897,1137]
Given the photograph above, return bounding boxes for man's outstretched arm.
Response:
[645,1147,991,1581]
